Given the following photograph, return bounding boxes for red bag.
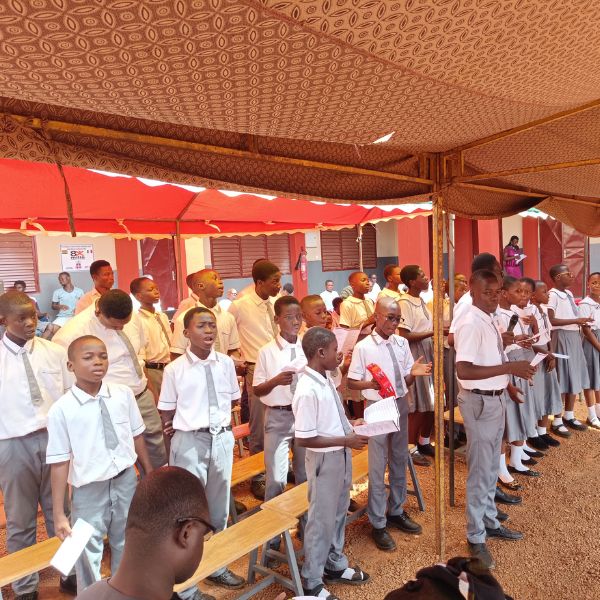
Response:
[366,363,396,399]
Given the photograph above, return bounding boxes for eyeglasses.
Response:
[380,314,403,324]
[176,516,215,541]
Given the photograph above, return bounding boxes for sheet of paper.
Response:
[516,254,527,264]
[333,327,360,356]
[281,356,308,373]
[364,396,400,424]
[354,420,400,437]
[511,305,532,319]
[530,352,547,367]
[553,353,569,359]
[50,518,95,576]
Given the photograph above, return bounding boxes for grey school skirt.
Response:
[407,337,434,413]
[505,347,538,442]
[583,329,600,390]
[552,330,590,394]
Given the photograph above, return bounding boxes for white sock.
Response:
[588,406,597,421]
[537,426,547,435]
[509,445,527,471]
[554,417,564,427]
[418,436,430,446]
[498,453,513,483]
[564,410,575,420]
[595,404,600,418]
[523,442,535,453]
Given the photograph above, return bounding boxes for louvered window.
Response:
[320,225,376,271]
[0,233,39,293]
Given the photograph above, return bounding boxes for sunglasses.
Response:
[176,516,215,541]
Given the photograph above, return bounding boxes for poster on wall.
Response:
[60,244,94,272]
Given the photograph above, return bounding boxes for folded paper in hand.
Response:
[516,254,527,264]
[333,327,361,356]
[50,518,95,576]
[281,356,308,374]
[354,396,400,437]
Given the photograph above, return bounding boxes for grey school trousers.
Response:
[245,363,265,454]
[136,387,167,471]
[145,366,164,396]
[171,428,234,598]
[71,466,137,593]
[0,430,55,595]
[367,395,409,529]
[302,448,351,590]
[458,389,506,543]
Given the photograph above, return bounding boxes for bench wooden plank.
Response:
[444,407,464,426]
[0,537,61,587]
[231,452,265,487]
[174,509,298,592]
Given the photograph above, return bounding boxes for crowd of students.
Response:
[0,252,599,600]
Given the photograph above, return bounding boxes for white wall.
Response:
[375,220,398,257]
[184,237,206,272]
[501,215,523,247]
[35,234,116,274]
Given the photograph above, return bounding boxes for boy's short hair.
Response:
[348,271,363,284]
[502,275,519,290]
[549,264,567,280]
[252,260,279,283]
[535,280,547,289]
[325,279,334,285]
[469,269,499,287]
[282,283,294,294]
[130,276,151,296]
[302,326,336,359]
[126,466,213,540]
[589,272,600,279]
[0,290,34,316]
[383,264,398,281]
[67,335,105,361]
[183,306,215,329]
[13,280,26,289]
[400,265,420,287]
[58,271,69,278]
[332,296,344,310]
[274,295,300,316]
[471,252,498,273]
[300,294,322,310]
[97,289,133,320]
[89,259,111,277]
[520,277,536,291]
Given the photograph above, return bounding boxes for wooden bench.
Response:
[229,451,266,523]
[444,407,464,426]
[0,537,61,588]
[174,508,302,600]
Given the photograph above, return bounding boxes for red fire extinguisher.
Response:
[295,247,308,282]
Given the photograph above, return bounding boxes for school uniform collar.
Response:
[401,293,424,306]
[550,288,572,298]
[70,382,111,405]
[191,298,221,313]
[370,330,399,347]
[139,308,159,319]
[580,296,600,307]
[276,334,302,350]
[470,304,496,324]
[250,290,271,307]
[346,295,366,304]
[185,348,219,365]
[303,366,328,386]
[498,307,516,317]
[2,335,34,355]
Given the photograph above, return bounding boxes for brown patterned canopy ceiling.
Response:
[0,1,599,232]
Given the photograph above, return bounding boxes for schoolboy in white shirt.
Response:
[348,297,430,552]
[54,289,166,470]
[131,277,172,395]
[75,259,114,314]
[294,327,370,598]
[254,296,306,507]
[339,271,375,336]
[454,270,535,570]
[158,307,245,598]
[47,335,153,593]
[0,291,76,599]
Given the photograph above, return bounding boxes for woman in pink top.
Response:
[503,235,523,278]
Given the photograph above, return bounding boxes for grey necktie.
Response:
[493,322,507,364]
[115,330,143,378]
[329,380,353,435]
[99,396,119,450]
[203,363,221,431]
[290,346,298,395]
[567,293,579,316]
[155,314,171,345]
[22,351,43,407]
[266,301,278,338]
[385,342,404,398]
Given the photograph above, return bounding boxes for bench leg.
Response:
[407,452,426,512]
[247,546,260,584]
[282,530,303,596]
[229,494,239,524]
[232,410,245,457]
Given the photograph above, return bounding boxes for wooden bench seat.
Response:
[231,451,265,487]
[444,407,464,426]
[0,537,61,587]
[174,508,302,599]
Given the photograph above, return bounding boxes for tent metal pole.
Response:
[447,212,456,507]
[358,224,364,272]
[432,160,446,559]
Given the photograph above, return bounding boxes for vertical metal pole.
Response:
[432,160,446,560]
[174,221,185,303]
[447,213,456,507]
[358,224,364,272]
[583,235,590,297]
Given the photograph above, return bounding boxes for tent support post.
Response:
[432,159,446,560]
[174,221,185,303]
[447,212,456,507]
[358,224,364,272]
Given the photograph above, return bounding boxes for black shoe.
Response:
[250,477,266,500]
[541,432,561,446]
[586,417,600,430]
[508,465,540,477]
[564,418,588,431]
[15,594,39,600]
[410,450,431,467]
[523,447,545,458]
[494,486,522,505]
[551,424,572,438]
[371,527,396,551]
[417,442,435,457]
[468,542,495,570]
[485,525,524,541]
[521,457,538,466]
[206,569,245,589]
[495,507,509,522]
[234,499,247,514]
[387,511,423,534]
[59,574,77,595]
[527,436,549,451]
[348,498,360,513]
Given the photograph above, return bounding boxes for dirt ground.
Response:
[2,402,600,600]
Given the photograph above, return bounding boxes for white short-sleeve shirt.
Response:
[532,304,552,346]
[158,349,241,431]
[46,382,145,487]
[293,367,350,452]
[496,307,530,353]
[578,297,600,330]
[449,292,473,334]
[340,296,374,332]
[253,335,306,407]
[454,304,509,391]
[52,287,84,320]
[53,306,148,395]
[348,331,413,400]
[171,302,240,355]
[320,290,340,311]
[377,287,405,302]
[0,336,72,440]
[398,295,432,333]
[138,309,172,364]
[547,288,579,331]
[75,288,102,315]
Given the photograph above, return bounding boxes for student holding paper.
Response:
[579,272,600,429]
[348,297,431,552]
